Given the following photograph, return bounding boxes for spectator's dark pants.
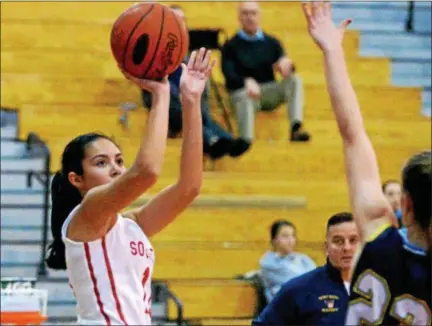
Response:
[142,89,233,147]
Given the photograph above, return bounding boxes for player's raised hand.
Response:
[180,47,216,104]
[120,68,170,95]
[302,1,352,53]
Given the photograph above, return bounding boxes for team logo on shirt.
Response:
[319,294,339,313]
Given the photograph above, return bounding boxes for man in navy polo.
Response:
[252,213,360,325]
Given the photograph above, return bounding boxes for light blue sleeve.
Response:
[301,255,317,272]
[260,256,297,302]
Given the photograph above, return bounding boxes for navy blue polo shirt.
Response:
[253,260,349,325]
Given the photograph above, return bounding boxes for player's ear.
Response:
[401,192,412,217]
[402,192,412,211]
[68,171,84,191]
[401,192,414,227]
[323,240,329,255]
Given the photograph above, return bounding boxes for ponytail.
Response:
[45,171,82,270]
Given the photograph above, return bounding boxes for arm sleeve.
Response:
[302,255,317,272]
[221,41,245,90]
[252,283,299,325]
[272,37,286,63]
[261,265,290,299]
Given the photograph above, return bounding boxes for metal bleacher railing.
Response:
[25,133,51,278]
[1,109,51,278]
[405,1,415,32]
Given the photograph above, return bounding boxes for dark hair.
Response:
[45,132,115,270]
[270,220,296,242]
[326,212,353,232]
[382,179,401,193]
[402,151,431,230]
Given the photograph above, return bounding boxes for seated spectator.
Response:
[221,1,310,150]
[142,5,249,160]
[382,179,403,228]
[260,220,316,303]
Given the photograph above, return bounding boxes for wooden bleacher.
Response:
[1,1,430,324]
[165,280,257,320]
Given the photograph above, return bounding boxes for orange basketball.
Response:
[110,3,189,80]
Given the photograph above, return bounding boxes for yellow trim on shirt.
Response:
[367,223,392,243]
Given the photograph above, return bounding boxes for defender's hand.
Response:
[180,48,216,105]
[302,1,352,53]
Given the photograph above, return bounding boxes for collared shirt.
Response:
[253,259,350,325]
[237,29,265,42]
[221,31,284,92]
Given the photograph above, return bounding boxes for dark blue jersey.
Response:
[346,225,431,325]
[253,260,349,325]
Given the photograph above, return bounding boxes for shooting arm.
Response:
[123,91,202,237]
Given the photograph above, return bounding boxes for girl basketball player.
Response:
[45,48,216,325]
[302,3,431,324]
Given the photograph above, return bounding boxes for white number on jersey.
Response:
[346,269,431,325]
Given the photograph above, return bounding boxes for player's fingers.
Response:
[161,75,169,84]
[187,51,197,70]
[119,68,133,81]
[128,75,142,85]
[323,0,331,17]
[311,1,320,18]
[137,79,153,90]
[194,47,206,70]
[201,50,212,72]
[301,2,313,24]
[316,2,325,19]
[205,59,216,77]
[339,19,352,32]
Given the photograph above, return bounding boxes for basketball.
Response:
[110,2,189,80]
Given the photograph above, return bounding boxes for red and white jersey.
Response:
[61,205,155,325]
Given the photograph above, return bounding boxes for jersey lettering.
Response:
[346,269,432,325]
[130,241,155,260]
[130,241,146,256]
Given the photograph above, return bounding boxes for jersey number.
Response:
[346,269,431,325]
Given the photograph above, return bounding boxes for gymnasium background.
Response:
[1,1,431,325]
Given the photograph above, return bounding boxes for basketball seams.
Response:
[141,5,166,78]
[121,4,155,70]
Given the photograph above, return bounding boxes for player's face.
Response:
[326,222,359,271]
[238,2,260,35]
[73,138,126,195]
[273,225,296,255]
[384,182,402,212]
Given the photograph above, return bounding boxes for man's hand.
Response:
[180,47,216,106]
[302,1,351,53]
[245,77,261,100]
[275,57,294,78]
